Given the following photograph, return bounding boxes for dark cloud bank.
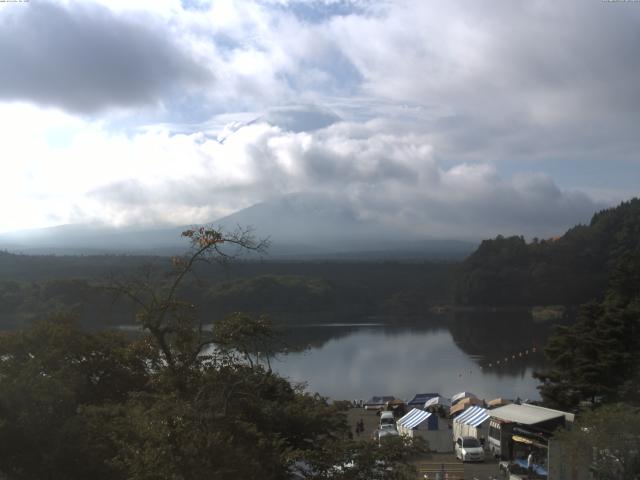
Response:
[0,1,211,113]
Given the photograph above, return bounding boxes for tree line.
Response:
[531,200,640,479]
[454,198,640,306]
[0,257,454,330]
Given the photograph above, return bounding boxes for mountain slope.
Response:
[455,197,640,306]
[0,193,476,259]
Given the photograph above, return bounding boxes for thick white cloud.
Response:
[0,101,599,238]
[324,0,640,163]
[0,0,636,236]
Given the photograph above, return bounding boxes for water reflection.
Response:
[272,312,561,402]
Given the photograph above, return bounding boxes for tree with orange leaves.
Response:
[110,225,269,387]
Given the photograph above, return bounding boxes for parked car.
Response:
[373,428,400,446]
[455,436,485,462]
[364,396,395,410]
[379,411,395,429]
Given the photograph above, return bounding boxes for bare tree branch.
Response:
[107,225,270,387]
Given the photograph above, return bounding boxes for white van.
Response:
[379,411,395,429]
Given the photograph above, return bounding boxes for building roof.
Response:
[453,406,489,427]
[487,398,512,408]
[451,391,477,404]
[408,393,439,406]
[365,396,396,405]
[425,396,451,408]
[450,397,483,416]
[489,403,573,425]
[397,408,432,429]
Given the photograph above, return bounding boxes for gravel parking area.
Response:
[413,452,500,480]
[346,408,501,479]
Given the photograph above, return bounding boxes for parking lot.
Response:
[347,408,501,479]
[416,453,500,480]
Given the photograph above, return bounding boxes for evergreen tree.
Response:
[535,240,640,410]
[552,404,640,480]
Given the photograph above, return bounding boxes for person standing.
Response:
[527,450,534,476]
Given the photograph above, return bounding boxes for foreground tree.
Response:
[0,226,423,479]
[0,316,151,480]
[109,226,270,381]
[552,404,640,480]
[535,301,638,410]
[302,435,425,480]
[535,254,640,410]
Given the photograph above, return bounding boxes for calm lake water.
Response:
[271,313,554,403]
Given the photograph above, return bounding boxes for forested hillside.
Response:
[534,206,640,409]
[3,198,638,329]
[455,198,640,306]
[0,253,454,330]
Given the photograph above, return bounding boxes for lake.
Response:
[271,312,556,403]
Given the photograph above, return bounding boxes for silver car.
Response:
[455,436,485,462]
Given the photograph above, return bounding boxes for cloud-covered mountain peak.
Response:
[259,105,342,133]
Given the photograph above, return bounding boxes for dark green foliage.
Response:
[0,278,136,330]
[0,316,151,480]
[0,314,420,479]
[303,435,425,479]
[535,208,640,410]
[0,261,456,330]
[83,369,347,480]
[535,302,639,410]
[552,404,640,480]
[455,198,640,306]
[206,274,368,317]
[0,227,422,479]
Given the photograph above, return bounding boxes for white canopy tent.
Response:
[453,405,490,442]
[397,408,452,453]
[397,408,432,434]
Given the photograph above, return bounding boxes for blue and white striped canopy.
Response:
[453,406,489,427]
[397,408,432,429]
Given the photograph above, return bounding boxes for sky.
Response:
[0,0,638,239]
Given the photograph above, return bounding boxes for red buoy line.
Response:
[483,346,538,369]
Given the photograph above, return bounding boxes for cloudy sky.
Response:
[1,0,638,239]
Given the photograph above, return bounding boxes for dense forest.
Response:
[534,215,640,410]
[2,198,640,331]
[529,200,640,479]
[455,198,640,306]
[0,254,454,330]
